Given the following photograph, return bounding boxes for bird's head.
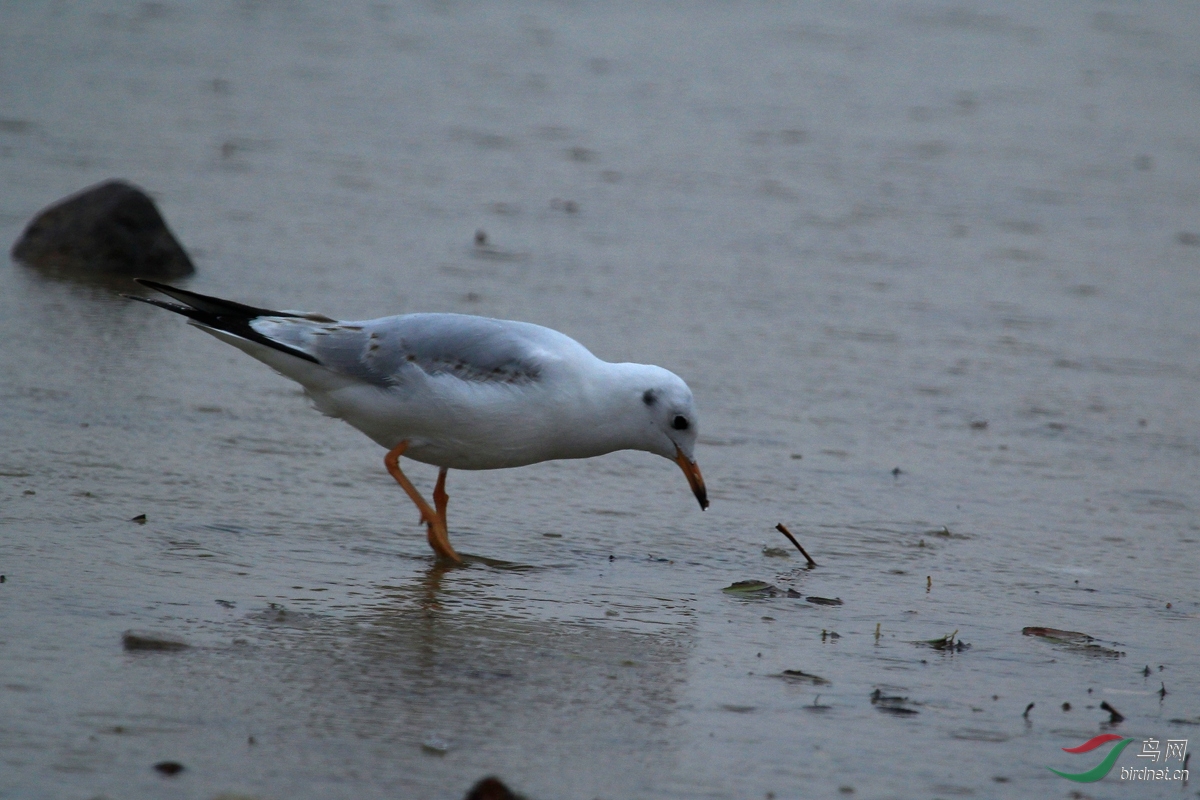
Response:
[636,368,708,510]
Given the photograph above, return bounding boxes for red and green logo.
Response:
[1048,734,1136,782]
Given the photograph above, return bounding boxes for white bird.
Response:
[128,280,708,564]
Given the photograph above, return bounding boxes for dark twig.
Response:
[775,523,817,567]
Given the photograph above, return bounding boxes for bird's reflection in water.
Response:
[413,558,454,614]
[242,559,692,791]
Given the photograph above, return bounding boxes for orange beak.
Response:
[675,447,709,510]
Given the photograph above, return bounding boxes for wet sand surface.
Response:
[2,3,1199,799]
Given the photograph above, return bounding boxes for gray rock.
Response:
[464,777,524,800]
[11,180,194,278]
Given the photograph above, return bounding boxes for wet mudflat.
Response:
[1,3,1198,799]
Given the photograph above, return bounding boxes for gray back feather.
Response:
[251,312,581,387]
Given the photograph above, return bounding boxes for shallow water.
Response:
[2,3,1199,799]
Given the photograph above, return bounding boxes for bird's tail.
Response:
[124,279,318,364]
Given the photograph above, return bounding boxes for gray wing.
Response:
[250,312,585,387]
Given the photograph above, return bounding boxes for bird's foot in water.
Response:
[422,512,461,564]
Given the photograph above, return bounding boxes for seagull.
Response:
[126,280,708,564]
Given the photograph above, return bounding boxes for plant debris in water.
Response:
[877,706,921,718]
[917,630,971,651]
[774,523,818,567]
[806,695,832,713]
[722,580,781,597]
[927,525,970,540]
[774,669,831,685]
[871,688,919,715]
[720,582,839,603]
[1021,626,1125,657]
[122,630,189,651]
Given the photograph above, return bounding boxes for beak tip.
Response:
[675,447,708,511]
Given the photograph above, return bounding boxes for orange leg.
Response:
[384,442,461,564]
[433,467,449,530]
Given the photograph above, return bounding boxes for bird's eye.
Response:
[672,415,689,431]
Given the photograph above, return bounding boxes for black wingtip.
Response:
[125,280,319,364]
[130,280,298,319]
[133,278,179,296]
[122,292,194,314]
